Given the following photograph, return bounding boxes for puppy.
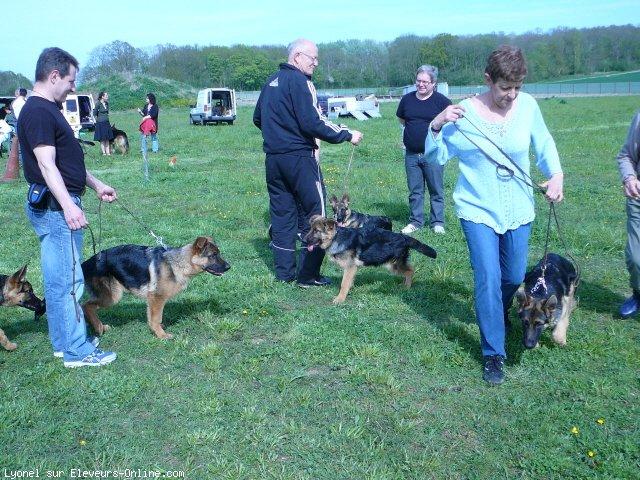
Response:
[110,124,129,155]
[515,253,579,348]
[329,193,392,230]
[0,265,46,351]
[305,216,436,304]
[82,237,230,339]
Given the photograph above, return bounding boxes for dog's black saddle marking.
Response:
[524,253,578,300]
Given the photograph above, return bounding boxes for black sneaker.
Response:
[297,276,332,288]
[483,355,505,385]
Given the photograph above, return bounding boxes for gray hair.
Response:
[416,65,438,82]
[287,38,312,60]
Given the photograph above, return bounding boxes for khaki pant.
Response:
[625,198,640,291]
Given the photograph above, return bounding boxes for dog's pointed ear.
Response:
[192,236,211,254]
[342,192,350,203]
[544,295,558,314]
[515,287,527,306]
[8,265,28,286]
[329,195,338,207]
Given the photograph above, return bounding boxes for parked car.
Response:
[62,93,96,134]
[189,88,237,125]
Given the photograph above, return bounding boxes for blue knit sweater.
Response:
[425,93,562,234]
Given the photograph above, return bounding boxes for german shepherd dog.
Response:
[329,194,392,230]
[0,265,46,351]
[515,253,579,348]
[110,124,129,155]
[305,216,437,304]
[81,237,230,339]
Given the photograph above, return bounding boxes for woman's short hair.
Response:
[146,93,156,105]
[416,65,438,83]
[98,91,106,100]
[485,45,527,83]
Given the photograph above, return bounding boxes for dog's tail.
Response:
[407,237,437,259]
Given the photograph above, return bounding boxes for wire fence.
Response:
[236,82,640,104]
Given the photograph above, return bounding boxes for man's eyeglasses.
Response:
[298,52,319,63]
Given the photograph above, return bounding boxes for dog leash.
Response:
[113,199,167,249]
[341,144,357,194]
[454,115,580,287]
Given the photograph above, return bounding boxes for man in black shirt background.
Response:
[20,47,118,367]
[397,65,451,235]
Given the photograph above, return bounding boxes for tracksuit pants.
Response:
[265,151,326,282]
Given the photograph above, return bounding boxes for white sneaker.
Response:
[401,223,420,234]
[54,336,100,358]
[63,349,116,368]
[433,225,446,234]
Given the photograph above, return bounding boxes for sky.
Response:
[3,0,638,79]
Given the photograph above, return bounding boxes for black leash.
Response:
[453,114,580,284]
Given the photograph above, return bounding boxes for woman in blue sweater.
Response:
[425,45,564,385]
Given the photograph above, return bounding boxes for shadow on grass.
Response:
[2,297,231,343]
[575,279,624,316]
[369,200,407,224]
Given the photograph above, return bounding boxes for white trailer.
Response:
[327,95,381,121]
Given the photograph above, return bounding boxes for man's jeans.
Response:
[141,133,159,153]
[25,201,96,361]
[460,219,532,358]
[405,151,444,228]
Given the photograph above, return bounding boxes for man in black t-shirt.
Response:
[19,47,118,368]
[396,65,452,235]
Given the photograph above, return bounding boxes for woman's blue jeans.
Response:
[460,219,532,358]
[141,133,159,153]
[25,201,96,361]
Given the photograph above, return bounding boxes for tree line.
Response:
[2,25,639,96]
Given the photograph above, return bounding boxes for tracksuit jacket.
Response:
[253,63,352,153]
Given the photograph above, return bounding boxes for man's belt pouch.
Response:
[27,183,49,208]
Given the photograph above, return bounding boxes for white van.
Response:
[62,93,96,135]
[189,88,236,125]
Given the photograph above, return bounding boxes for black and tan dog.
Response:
[110,124,129,155]
[305,216,436,304]
[0,265,46,351]
[515,253,579,348]
[81,237,230,339]
[329,193,392,230]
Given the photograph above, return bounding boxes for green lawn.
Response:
[0,96,639,479]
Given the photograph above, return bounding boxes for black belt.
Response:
[32,193,81,211]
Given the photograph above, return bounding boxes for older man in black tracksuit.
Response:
[254,38,363,286]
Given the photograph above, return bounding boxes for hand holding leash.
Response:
[432,104,466,131]
[540,172,564,203]
[350,130,363,145]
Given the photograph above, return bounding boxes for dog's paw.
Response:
[332,296,346,305]
[157,332,174,340]
[2,341,18,351]
[552,335,567,346]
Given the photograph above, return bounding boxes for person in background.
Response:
[19,47,118,367]
[397,65,452,235]
[616,110,640,318]
[425,45,564,385]
[93,91,114,156]
[138,92,159,154]
[253,38,363,286]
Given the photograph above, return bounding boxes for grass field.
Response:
[1,96,639,479]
